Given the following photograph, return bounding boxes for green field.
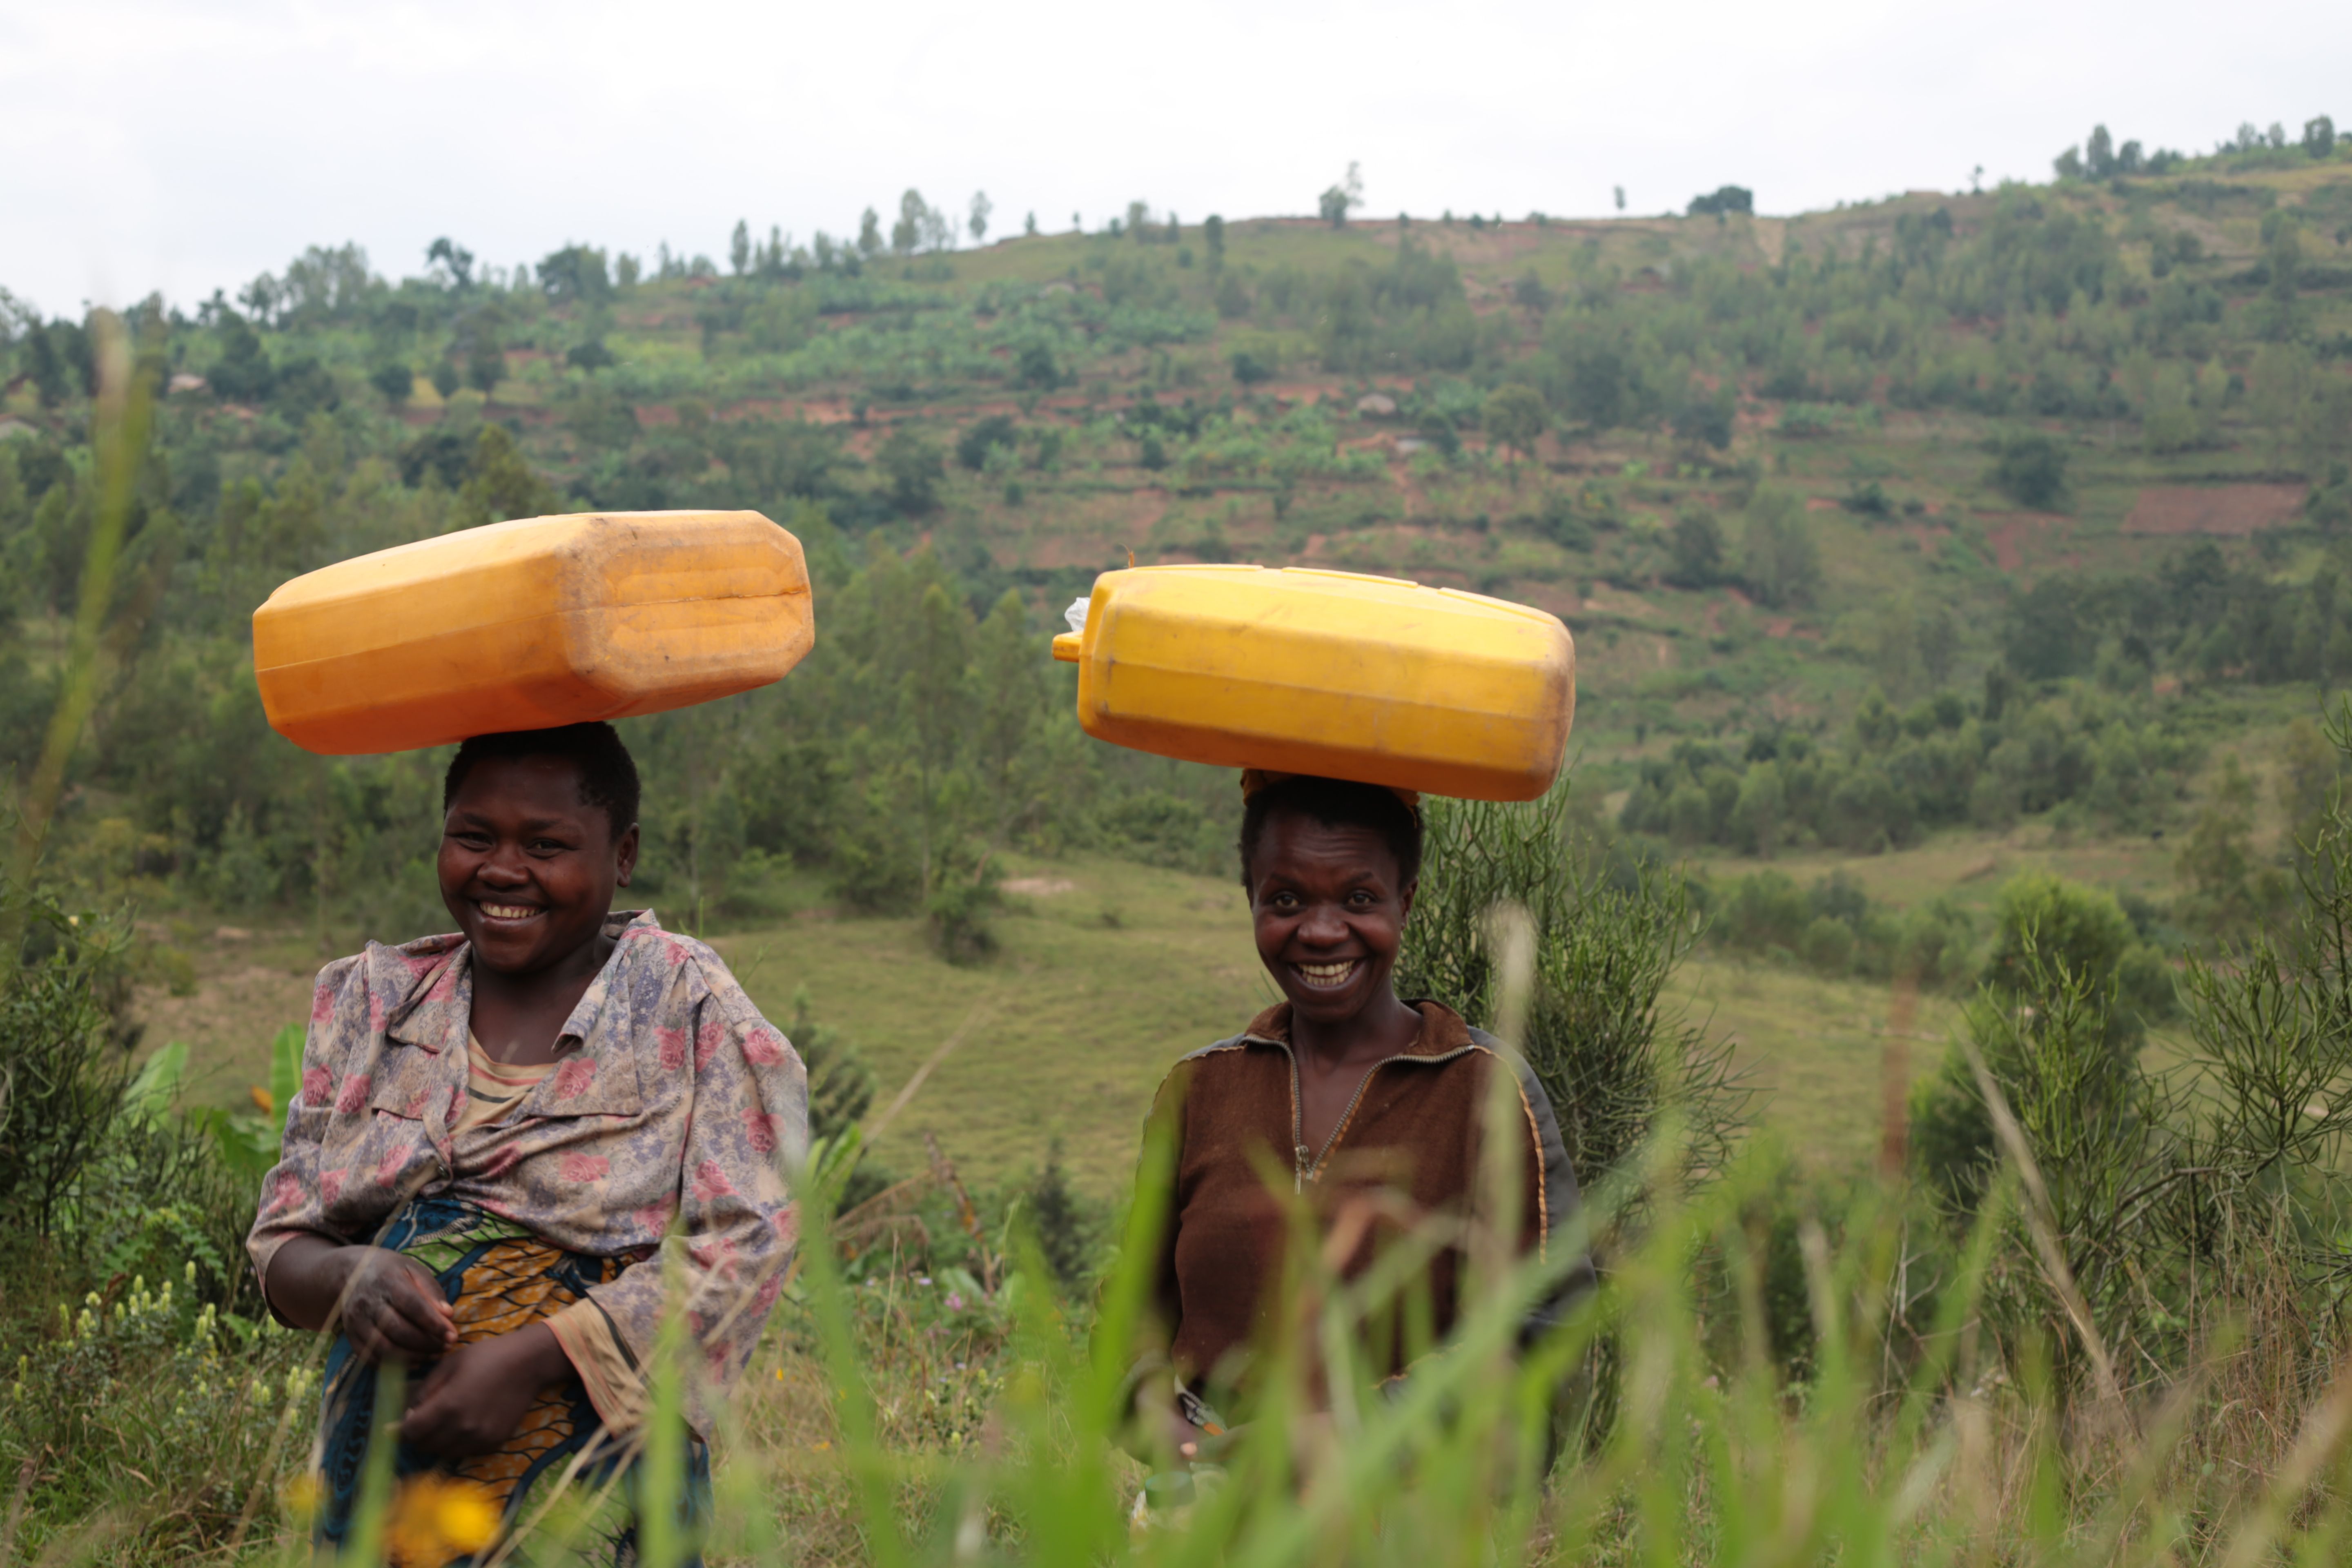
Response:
[138,845,1990,1192]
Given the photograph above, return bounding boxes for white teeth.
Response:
[481,904,540,920]
[1296,961,1358,986]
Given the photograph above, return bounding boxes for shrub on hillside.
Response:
[1989,431,2069,510]
[956,414,1019,471]
[1911,870,2176,1218]
[1396,782,1749,1195]
[1621,682,2198,856]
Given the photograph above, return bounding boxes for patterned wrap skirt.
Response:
[316,1196,709,1566]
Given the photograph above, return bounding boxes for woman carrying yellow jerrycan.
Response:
[1054,565,1598,1479]
[245,512,816,1564]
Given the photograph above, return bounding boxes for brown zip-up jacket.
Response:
[1134,998,1592,1405]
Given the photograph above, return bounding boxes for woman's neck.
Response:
[470,931,616,1062]
[1290,989,1424,1073]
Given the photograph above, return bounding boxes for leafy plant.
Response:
[1396,781,1748,1195]
[0,891,136,1236]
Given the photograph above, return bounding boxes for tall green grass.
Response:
[17,938,2352,1565]
[112,1097,2323,1568]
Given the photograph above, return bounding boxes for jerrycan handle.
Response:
[1052,595,1089,661]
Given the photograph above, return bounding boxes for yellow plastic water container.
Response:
[253,510,813,755]
[1050,565,1575,801]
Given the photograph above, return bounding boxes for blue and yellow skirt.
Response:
[315,1197,707,1566]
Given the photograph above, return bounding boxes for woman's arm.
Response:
[399,1322,574,1456]
[1512,1060,1596,1346]
[248,956,451,1361]
[1110,1067,1205,1462]
[561,993,807,1437]
[262,1233,455,1359]
[264,1233,575,1459]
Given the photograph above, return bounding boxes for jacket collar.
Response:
[1240,997,1477,1060]
[374,909,664,1055]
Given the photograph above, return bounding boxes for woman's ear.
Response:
[615,823,641,888]
[1398,880,1417,921]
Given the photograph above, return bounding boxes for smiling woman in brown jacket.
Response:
[1127,773,1591,1458]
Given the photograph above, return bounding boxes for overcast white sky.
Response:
[2,0,2345,318]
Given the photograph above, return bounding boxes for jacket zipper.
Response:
[1267,1036,1481,1193]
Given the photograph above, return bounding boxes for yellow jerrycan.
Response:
[1051,565,1574,801]
[252,510,813,755]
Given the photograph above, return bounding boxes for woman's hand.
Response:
[263,1236,455,1363]
[401,1323,572,1457]
[336,1248,458,1365]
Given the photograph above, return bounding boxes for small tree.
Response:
[1989,431,2069,510]
[1016,343,1060,390]
[892,191,929,257]
[1319,162,1364,228]
[969,191,992,245]
[1739,489,1821,608]
[425,236,474,289]
[2265,212,2304,313]
[1204,214,1226,270]
[1395,782,1748,1200]
[369,362,412,405]
[536,245,612,303]
[1482,383,1548,473]
[879,427,942,514]
[2176,756,2291,942]
[453,424,558,529]
[2085,124,2116,178]
[956,414,1019,472]
[857,207,884,257]
[1673,387,1734,450]
[729,219,751,276]
[1665,510,1724,587]
[465,332,505,395]
[971,590,1043,833]
[906,580,972,899]
[1023,1138,1099,1291]
[2305,116,2337,158]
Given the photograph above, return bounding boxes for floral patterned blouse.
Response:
[246,909,808,1437]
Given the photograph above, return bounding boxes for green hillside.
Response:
[8,127,2352,1183]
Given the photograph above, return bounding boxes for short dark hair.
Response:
[443,722,641,841]
[1238,775,1424,890]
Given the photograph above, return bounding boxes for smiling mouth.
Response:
[477,902,543,923]
[1292,960,1360,990]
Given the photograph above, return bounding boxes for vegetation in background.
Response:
[9,111,2352,1565]
[1396,782,1747,1195]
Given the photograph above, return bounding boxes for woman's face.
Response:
[438,755,639,978]
[1247,810,1416,1033]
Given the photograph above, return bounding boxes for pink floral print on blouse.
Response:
[246,910,808,1437]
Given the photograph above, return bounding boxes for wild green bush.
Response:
[1396,781,1748,1193]
[1911,871,2174,1214]
[0,890,136,1237]
[1621,681,2198,854]
[1708,866,1976,986]
[1909,711,2352,1392]
[0,1270,312,1561]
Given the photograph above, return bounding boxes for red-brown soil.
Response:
[2121,484,2307,537]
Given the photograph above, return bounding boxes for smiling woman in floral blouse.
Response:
[247,722,808,1561]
